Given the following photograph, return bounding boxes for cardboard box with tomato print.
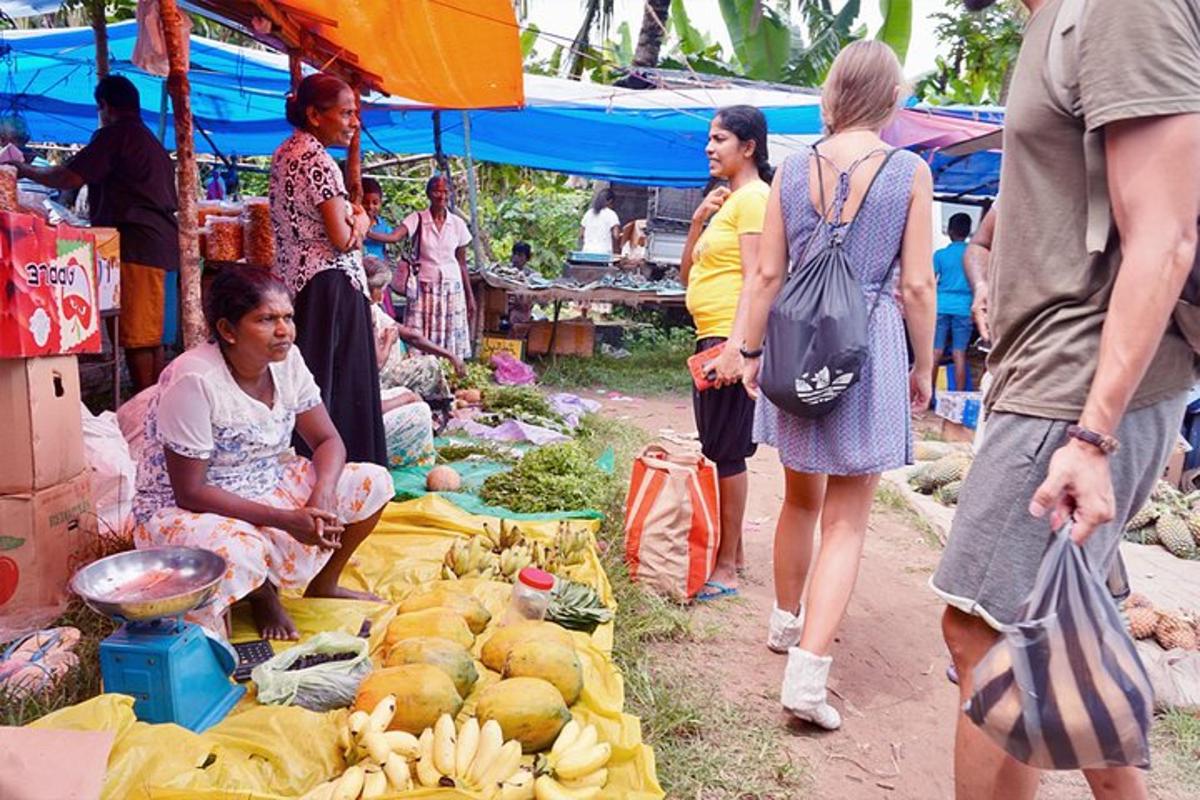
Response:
[0,471,94,643]
[0,212,101,358]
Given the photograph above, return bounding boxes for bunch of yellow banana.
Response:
[553,524,590,568]
[442,537,501,580]
[499,543,535,580]
[498,519,526,550]
[412,714,534,799]
[534,721,611,800]
[302,696,418,800]
[530,540,554,572]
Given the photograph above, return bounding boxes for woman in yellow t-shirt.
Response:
[680,105,771,601]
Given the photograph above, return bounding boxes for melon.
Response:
[400,586,492,635]
[384,607,474,651]
[354,664,463,734]
[502,640,583,706]
[475,677,570,753]
[426,465,462,492]
[384,636,479,698]
[480,620,574,672]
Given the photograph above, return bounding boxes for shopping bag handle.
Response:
[639,443,707,469]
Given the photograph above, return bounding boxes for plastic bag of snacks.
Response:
[251,631,372,711]
[0,165,18,212]
[241,198,275,267]
[206,215,244,262]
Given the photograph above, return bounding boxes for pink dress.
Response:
[401,209,473,359]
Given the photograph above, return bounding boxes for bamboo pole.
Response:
[460,111,485,271]
[160,0,205,349]
[346,83,363,205]
[91,0,109,78]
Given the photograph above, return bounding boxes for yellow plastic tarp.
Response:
[32,497,662,799]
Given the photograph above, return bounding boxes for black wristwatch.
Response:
[1066,424,1121,455]
[739,345,764,359]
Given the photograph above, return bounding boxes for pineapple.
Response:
[1186,513,1200,547]
[1124,593,1154,610]
[1156,513,1198,559]
[1126,606,1159,640]
[934,480,963,506]
[926,455,970,489]
[1155,613,1198,651]
[1124,525,1157,546]
[1125,503,1159,531]
[908,463,939,494]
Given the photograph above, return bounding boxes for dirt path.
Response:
[594,392,1187,800]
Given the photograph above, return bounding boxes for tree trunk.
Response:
[631,0,671,66]
[91,0,109,78]
[566,1,599,79]
[159,0,205,350]
[346,85,363,205]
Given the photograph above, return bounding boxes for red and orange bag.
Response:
[623,444,720,601]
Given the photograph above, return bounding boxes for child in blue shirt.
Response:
[933,212,976,391]
[362,177,404,259]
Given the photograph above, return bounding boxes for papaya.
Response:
[354,664,463,735]
[384,636,479,698]
[384,607,474,650]
[480,620,574,672]
[399,586,492,635]
[475,677,570,753]
[502,640,583,706]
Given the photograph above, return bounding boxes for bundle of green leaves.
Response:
[479,441,610,513]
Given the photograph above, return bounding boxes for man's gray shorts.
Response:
[930,394,1186,629]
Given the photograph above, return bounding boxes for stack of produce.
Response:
[301,695,418,798]
[1122,593,1200,652]
[449,360,496,393]
[441,520,596,583]
[534,720,613,800]
[546,579,614,633]
[480,442,610,514]
[1124,481,1200,560]
[908,454,971,506]
[913,440,971,462]
[479,386,565,432]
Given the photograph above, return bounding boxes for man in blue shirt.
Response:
[932,212,975,392]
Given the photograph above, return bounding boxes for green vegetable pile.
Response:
[435,440,522,465]
[447,360,494,392]
[546,578,614,633]
[479,386,566,431]
[479,441,609,513]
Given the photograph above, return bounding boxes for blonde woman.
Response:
[737,41,936,728]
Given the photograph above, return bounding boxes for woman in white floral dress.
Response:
[132,267,393,640]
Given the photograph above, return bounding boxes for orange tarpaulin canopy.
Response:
[185,0,524,108]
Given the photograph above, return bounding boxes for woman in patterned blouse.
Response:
[269,73,387,466]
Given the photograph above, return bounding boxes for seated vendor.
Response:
[131,266,393,640]
[507,242,536,327]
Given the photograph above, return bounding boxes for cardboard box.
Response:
[527,319,595,357]
[0,212,101,357]
[479,335,526,363]
[0,471,94,643]
[0,355,86,494]
[92,226,121,312]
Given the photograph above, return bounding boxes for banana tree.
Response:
[876,0,912,65]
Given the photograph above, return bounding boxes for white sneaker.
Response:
[781,647,842,730]
[766,603,805,654]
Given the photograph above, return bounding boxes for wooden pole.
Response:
[91,0,109,78]
[460,111,485,271]
[346,83,363,205]
[288,50,303,91]
[160,0,205,350]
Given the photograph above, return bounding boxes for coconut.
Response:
[426,465,463,492]
[456,389,482,404]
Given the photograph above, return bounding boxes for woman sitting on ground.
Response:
[364,255,465,400]
[131,266,394,640]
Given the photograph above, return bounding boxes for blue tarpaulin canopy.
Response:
[0,22,1001,193]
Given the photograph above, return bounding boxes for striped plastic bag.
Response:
[966,526,1153,769]
[623,444,720,601]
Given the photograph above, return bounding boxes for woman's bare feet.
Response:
[304,581,383,603]
[248,582,299,640]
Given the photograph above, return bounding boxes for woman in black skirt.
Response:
[680,105,772,601]
[269,73,387,466]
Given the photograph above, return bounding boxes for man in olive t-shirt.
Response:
[932,1,1200,798]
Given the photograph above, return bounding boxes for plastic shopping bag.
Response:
[623,444,719,601]
[251,632,372,712]
[966,526,1153,769]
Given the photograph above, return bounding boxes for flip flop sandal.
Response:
[2,651,79,700]
[694,581,738,602]
[0,627,81,674]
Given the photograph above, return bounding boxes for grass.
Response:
[581,411,809,798]
[1152,709,1200,791]
[874,481,943,550]
[536,326,695,397]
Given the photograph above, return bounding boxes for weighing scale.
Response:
[71,546,245,732]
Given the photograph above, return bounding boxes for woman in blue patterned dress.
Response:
[737,41,937,729]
